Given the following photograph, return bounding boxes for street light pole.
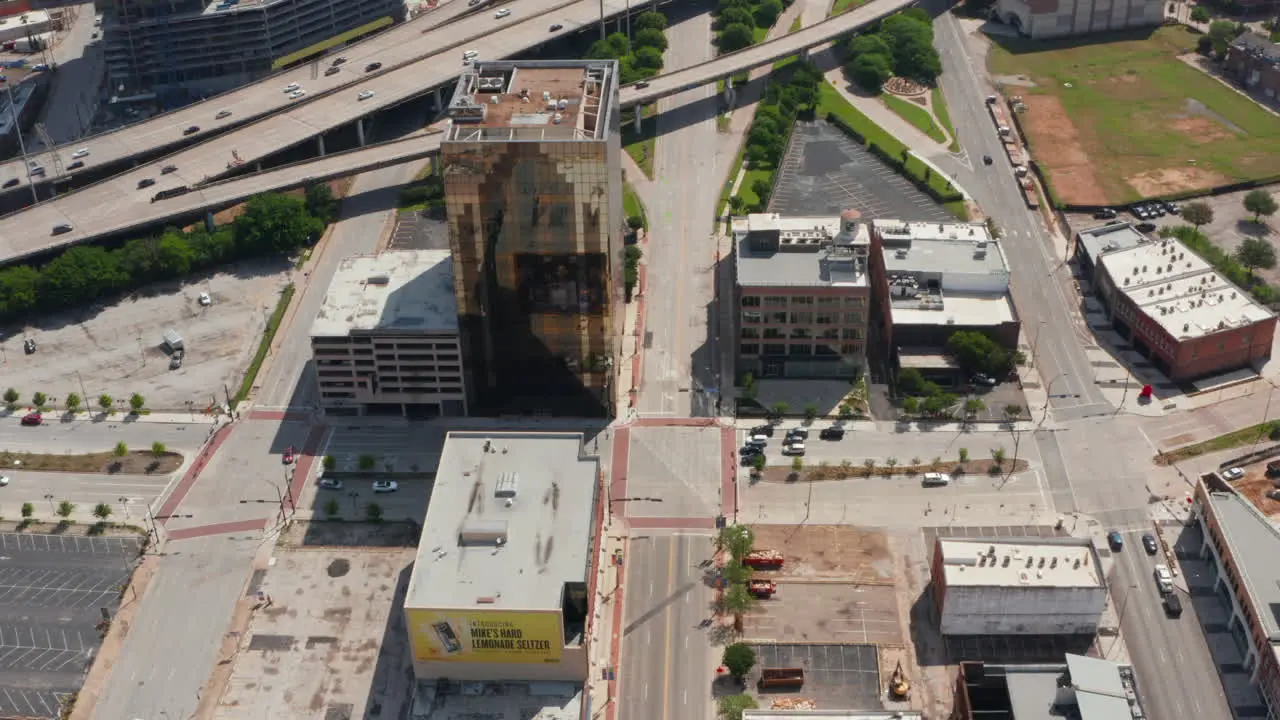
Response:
[3,80,38,205]
[43,493,55,514]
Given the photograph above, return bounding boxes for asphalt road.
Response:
[1109,537,1231,720]
[0,470,173,522]
[0,416,215,454]
[39,3,104,146]
[618,533,717,720]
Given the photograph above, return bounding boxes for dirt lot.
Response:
[0,260,292,412]
[748,525,894,581]
[212,547,416,720]
[0,448,182,474]
[1230,470,1280,518]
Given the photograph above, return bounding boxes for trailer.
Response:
[744,550,784,570]
[759,667,805,690]
[748,579,776,599]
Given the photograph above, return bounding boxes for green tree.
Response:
[770,401,789,418]
[2,388,17,406]
[722,643,757,680]
[849,33,892,59]
[118,233,195,281]
[358,454,377,471]
[884,457,898,474]
[92,502,112,522]
[632,46,664,73]
[964,397,986,419]
[98,394,113,413]
[323,454,337,471]
[718,695,760,720]
[65,392,81,413]
[20,502,32,519]
[38,245,126,309]
[0,265,40,318]
[56,500,75,518]
[129,393,146,413]
[897,367,932,395]
[803,404,819,422]
[1181,201,1213,229]
[633,27,668,52]
[839,403,854,420]
[791,456,804,475]
[1003,404,1024,421]
[717,525,755,560]
[151,441,167,457]
[750,453,766,473]
[720,582,755,616]
[718,22,755,52]
[304,183,340,224]
[1244,189,1279,223]
[958,447,970,464]
[991,446,1007,466]
[626,215,645,231]
[323,498,341,518]
[750,178,772,208]
[728,194,749,215]
[716,6,755,30]
[31,392,45,408]
[633,10,667,31]
[850,52,893,91]
[902,396,920,415]
[1236,237,1277,277]
[722,558,752,585]
[753,0,784,26]
[862,458,876,475]
[946,330,1011,376]
[365,502,384,522]
[114,441,128,457]
[1191,5,1210,21]
[232,193,324,254]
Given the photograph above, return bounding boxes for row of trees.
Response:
[714,0,787,54]
[0,187,334,322]
[586,12,670,84]
[3,388,148,415]
[946,330,1020,378]
[846,9,942,91]
[730,62,824,214]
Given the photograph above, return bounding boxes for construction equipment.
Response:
[889,660,910,699]
[759,667,804,690]
[744,549,784,570]
[748,579,776,598]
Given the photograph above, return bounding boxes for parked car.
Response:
[161,164,178,174]
[51,223,72,235]
[71,148,90,159]
[786,428,809,441]
[1163,593,1183,617]
[740,445,763,457]
[23,338,35,354]
[1165,201,1180,215]
[1107,530,1123,551]
[749,424,775,437]
[358,90,376,101]
[634,81,649,89]
[970,373,998,387]
[20,412,41,426]
[819,427,845,441]
[1093,208,1117,220]
[318,477,344,490]
[282,446,295,464]
[67,161,84,170]
[0,475,9,486]
[1136,222,1157,233]
[324,66,340,76]
[1222,466,1245,480]
[215,109,232,119]
[372,480,399,493]
[183,125,200,135]
[138,178,156,189]
[169,351,183,370]
[1142,533,1158,554]
[364,62,382,72]
[2,178,17,188]
[747,434,769,446]
[782,441,805,456]
[1154,564,1174,594]
[1266,459,1280,477]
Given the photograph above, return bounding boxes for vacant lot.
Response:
[989,27,1280,204]
[0,261,291,412]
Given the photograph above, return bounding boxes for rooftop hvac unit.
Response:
[366,275,390,285]
[553,113,563,124]
[558,98,568,109]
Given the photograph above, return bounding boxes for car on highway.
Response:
[819,426,844,441]
[358,90,375,101]
[23,338,35,354]
[282,446,295,464]
[549,23,563,31]
[290,90,306,99]
[1093,208,1117,220]
[634,80,649,89]
[2,178,17,188]
[1154,564,1174,594]
[1142,533,1158,555]
[1107,530,1123,551]
[31,63,47,72]
[20,412,41,426]
[372,480,398,493]
[70,148,89,159]
[331,56,346,67]
[494,8,510,17]
[364,62,382,72]
[161,164,178,174]
[215,109,232,119]
[283,82,300,93]
[318,477,344,490]
[51,223,72,235]
[137,178,156,189]
[324,66,340,76]
[183,125,200,135]
[67,160,84,170]
[1222,466,1245,481]
[28,162,44,176]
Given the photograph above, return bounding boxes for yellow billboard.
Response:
[407,609,563,664]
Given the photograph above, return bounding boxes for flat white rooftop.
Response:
[734,214,870,288]
[1101,238,1273,341]
[938,538,1104,589]
[1076,221,1147,266]
[892,293,1015,327]
[876,219,1009,279]
[405,432,599,611]
[310,250,457,337]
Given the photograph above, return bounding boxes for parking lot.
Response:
[769,121,955,221]
[1,262,292,412]
[388,210,447,251]
[0,533,140,719]
[747,643,882,709]
[213,547,415,720]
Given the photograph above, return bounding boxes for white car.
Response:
[198,291,212,306]
[0,476,9,486]
[283,82,300,93]
[922,472,952,487]
[372,480,398,493]
[1153,564,1174,594]
[358,90,375,101]
[290,90,306,99]
[70,148,89,159]
[1222,466,1245,481]
[494,8,510,17]
[318,478,344,490]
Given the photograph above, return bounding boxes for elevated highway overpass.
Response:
[0,0,911,261]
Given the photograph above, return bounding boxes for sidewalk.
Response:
[821,70,951,159]
[586,516,627,720]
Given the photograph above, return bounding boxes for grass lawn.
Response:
[987,26,1280,203]
[789,15,802,32]
[235,283,295,406]
[1156,421,1280,464]
[882,94,947,144]
[621,105,656,179]
[738,167,775,209]
[623,182,648,229]
[829,0,869,15]
[931,87,960,152]
[718,148,747,216]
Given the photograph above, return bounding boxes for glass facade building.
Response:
[442,60,623,417]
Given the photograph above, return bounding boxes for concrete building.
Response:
[1225,33,1280,105]
[0,10,52,42]
[732,210,872,380]
[102,0,403,100]
[930,537,1107,636]
[1092,235,1276,381]
[993,0,1163,39]
[1192,473,1280,718]
[403,431,601,688]
[951,655,1146,720]
[1073,221,1148,283]
[309,250,467,418]
[442,59,623,417]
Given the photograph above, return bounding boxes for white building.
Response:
[309,250,467,419]
[931,537,1107,635]
[994,0,1164,40]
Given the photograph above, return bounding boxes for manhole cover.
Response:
[327,558,350,578]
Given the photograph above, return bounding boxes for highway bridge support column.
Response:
[356,118,366,147]
[633,108,642,133]
[205,212,215,232]
[317,133,326,157]
[722,81,736,108]
[800,46,810,62]
[433,87,443,112]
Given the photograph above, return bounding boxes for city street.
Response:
[42,2,105,145]
[0,415,215,455]
[618,532,717,720]
[0,470,172,523]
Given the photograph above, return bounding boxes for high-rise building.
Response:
[441,59,623,417]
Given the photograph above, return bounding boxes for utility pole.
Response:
[598,0,605,40]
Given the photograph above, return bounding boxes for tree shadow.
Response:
[1236,218,1273,239]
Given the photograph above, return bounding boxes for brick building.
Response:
[732,210,872,380]
[1092,235,1276,381]
[1225,33,1280,105]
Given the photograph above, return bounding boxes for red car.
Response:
[20,412,41,426]
[282,446,295,464]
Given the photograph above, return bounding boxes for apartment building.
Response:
[309,250,467,419]
[103,0,403,98]
[442,60,623,417]
[994,0,1163,39]
[1225,33,1280,105]
[732,210,872,380]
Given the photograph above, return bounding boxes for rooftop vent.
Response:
[1002,555,1010,567]
[494,472,519,498]
[458,520,509,546]
[366,275,390,286]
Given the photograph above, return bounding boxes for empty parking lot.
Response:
[0,262,291,411]
[769,121,955,221]
[749,643,882,709]
[0,533,140,719]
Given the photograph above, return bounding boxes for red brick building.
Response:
[1224,33,1280,106]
